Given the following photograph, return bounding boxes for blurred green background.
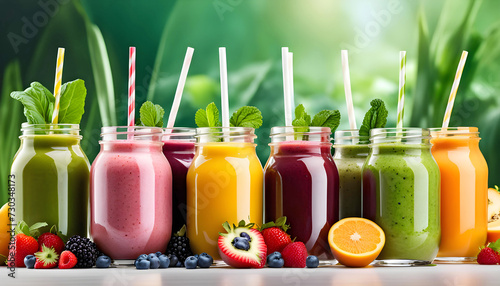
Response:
[1,0,500,204]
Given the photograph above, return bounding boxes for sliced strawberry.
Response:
[260,217,292,255]
[58,251,78,269]
[34,245,59,269]
[282,242,308,268]
[218,220,267,268]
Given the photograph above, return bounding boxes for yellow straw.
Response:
[51,47,65,124]
[442,51,468,128]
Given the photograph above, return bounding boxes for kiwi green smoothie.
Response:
[362,129,440,264]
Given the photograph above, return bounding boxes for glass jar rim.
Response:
[429,127,479,137]
[20,122,81,136]
[334,129,370,145]
[163,127,196,142]
[369,128,431,144]
[269,126,331,137]
[195,127,256,143]
[100,126,163,141]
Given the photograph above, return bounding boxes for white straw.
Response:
[341,50,357,130]
[166,47,194,129]
[288,52,295,111]
[219,47,230,128]
[282,47,292,126]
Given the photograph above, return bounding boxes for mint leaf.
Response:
[230,106,263,128]
[359,99,388,139]
[139,101,165,127]
[10,82,54,124]
[195,102,221,128]
[195,108,209,127]
[311,110,341,133]
[58,79,87,124]
[293,104,311,126]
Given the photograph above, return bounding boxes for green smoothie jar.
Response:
[362,128,440,266]
[333,130,369,219]
[11,123,90,237]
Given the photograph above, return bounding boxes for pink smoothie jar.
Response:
[90,126,172,259]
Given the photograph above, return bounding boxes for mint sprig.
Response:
[292,104,341,133]
[359,99,388,139]
[195,102,263,129]
[10,80,87,124]
[138,101,165,127]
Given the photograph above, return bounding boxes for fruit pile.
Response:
[7,221,110,269]
[217,218,319,269]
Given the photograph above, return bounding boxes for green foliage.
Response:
[58,79,87,124]
[359,99,388,138]
[10,82,54,124]
[139,101,165,127]
[292,104,341,133]
[230,106,263,129]
[195,102,221,128]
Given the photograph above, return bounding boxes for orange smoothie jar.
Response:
[186,127,263,259]
[430,127,488,262]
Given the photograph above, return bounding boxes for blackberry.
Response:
[165,225,193,266]
[65,235,98,268]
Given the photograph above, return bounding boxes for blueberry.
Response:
[148,256,160,269]
[158,254,170,268]
[136,259,150,270]
[240,232,252,242]
[24,255,36,269]
[155,251,163,257]
[266,251,282,264]
[148,253,157,260]
[96,255,111,268]
[135,254,148,267]
[194,254,199,259]
[306,255,319,268]
[168,255,179,267]
[267,252,284,268]
[184,256,198,269]
[232,237,250,251]
[175,261,182,267]
[197,253,213,268]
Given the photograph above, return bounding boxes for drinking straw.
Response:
[442,51,468,128]
[281,47,292,127]
[219,47,230,129]
[341,50,357,130]
[128,47,136,140]
[166,47,195,129]
[287,52,295,111]
[396,51,406,129]
[51,48,65,124]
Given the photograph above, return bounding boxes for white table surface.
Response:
[2,264,499,286]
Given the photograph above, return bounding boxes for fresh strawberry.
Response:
[58,250,78,269]
[38,232,64,255]
[259,217,292,254]
[34,245,59,269]
[218,220,267,268]
[477,239,500,265]
[281,242,308,268]
[9,234,39,267]
[8,221,48,267]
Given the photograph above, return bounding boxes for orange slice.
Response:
[328,217,385,267]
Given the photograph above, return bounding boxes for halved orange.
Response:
[328,217,385,267]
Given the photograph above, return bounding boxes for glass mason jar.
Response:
[264,126,339,259]
[362,128,440,266]
[11,123,90,238]
[333,130,370,219]
[186,127,263,259]
[162,127,196,234]
[90,126,172,259]
[430,127,488,262]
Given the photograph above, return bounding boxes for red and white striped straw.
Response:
[128,47,136,131]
